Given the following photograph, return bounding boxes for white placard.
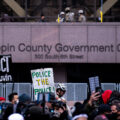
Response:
[31,68,55,100]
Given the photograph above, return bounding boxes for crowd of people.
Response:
[0,84,120,120]
[56,7,86,23]
[0,6,86,23]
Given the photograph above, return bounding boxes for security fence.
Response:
[0,83,119,101]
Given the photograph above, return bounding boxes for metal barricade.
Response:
[5,83,32,101]
[2,82,119,101]
[101,83,116,91]
[119,83,120,92]
[0,83,4,98]
[74,83,88,101]
[6,83,19,101]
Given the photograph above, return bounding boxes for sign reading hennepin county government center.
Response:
[0,43,116,53]
[0,43,118,56]
[0,43,120,62]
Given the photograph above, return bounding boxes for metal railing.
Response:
[0,15,120,22]
[0,83,118,101]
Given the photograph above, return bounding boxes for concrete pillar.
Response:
[96,0,118,17]
[3,0,26,17]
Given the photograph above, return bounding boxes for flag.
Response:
[57,15,60,23]
[100,0,103,23]
[100,11,103,23]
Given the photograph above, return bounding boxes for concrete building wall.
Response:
[0,22,120,63]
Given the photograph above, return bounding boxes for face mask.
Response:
[106,113,118,120]
[112,113,118,118]
[15,100,19,104]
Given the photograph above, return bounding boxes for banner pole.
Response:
[100,0,103,23]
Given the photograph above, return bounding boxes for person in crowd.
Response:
[71,102,88,120]
[0,97,6,103]
[26,105,50,120]
[46,92,57,112]
[72,114,88,120]
[111,103,119,114]
[60,11,65,22]
[8,113,24,120]
[39,14,46,22]
[56,83,72,118]
[26,92,57,120]
[3,93,19,120]
[16,93,31,116]
[8,93,19,105]
[117,104,120,120]
[0,97,6,120]
[45,92,71,120]
[81,91,102,120]
[77,9,86,22]
[18,93,31,105]
[54,101,71,120]
[54,101,67,114]
[56,83,66,103]
[94,114,108,120]
[83,89,120,120]
[110,102,120,120]
[101,90,112,104]
[1,13,14,22]
[95,104,112,120]
[65,7,75,22]
[108,90,120,105]
[56,11,65,23]
[72,102,84,117]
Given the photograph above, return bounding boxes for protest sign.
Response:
[88,76,101,93]
[31,68,55,100]
[0,55,12,82]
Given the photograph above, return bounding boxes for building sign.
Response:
[0,55,12,82]
[31,68,55,100]
[0,23,120,63]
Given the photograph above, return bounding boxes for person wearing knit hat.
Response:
[72,114,88,120]
[19,93,31,103]
[8,113,24,120]
[0,97,6,103]
[102,90,112,104]
[94,104,111,120]
[94,115,108,120]
[16,93,31,115]
[98,104,111,114]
